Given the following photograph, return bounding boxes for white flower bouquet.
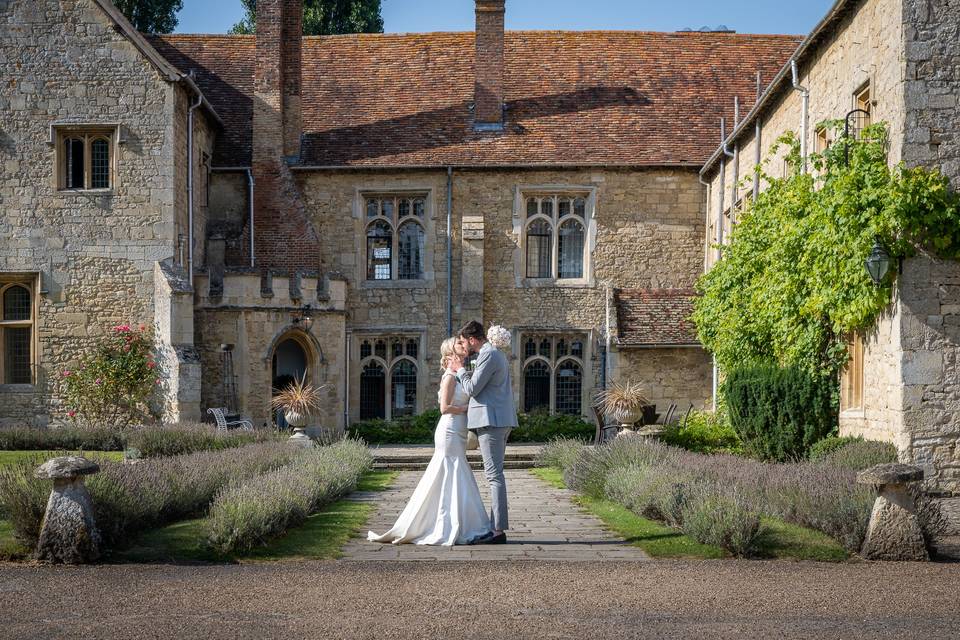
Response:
[486,324,512,350]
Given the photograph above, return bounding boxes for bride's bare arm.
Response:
[440,374,467,415]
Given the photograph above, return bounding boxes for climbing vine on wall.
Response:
[693,122,960,375]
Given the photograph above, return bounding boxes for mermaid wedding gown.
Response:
[367,373,492,545]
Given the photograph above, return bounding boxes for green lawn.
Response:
[0,518,29,561]
[0,450,124,468]
[114,470,397,564]
[529,467,848,562]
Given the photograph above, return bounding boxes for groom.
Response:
[453,320,518,545]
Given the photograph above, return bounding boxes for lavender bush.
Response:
[206,440,372,554]
[0,442,300,549]
[564,437,875,553]
[535,438,585,472]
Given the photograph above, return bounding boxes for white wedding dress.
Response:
[367,373,492,546]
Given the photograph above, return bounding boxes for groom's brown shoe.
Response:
[467,531,495,545]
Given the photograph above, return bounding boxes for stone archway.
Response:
[268,329,322,428]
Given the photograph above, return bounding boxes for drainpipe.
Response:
[446,167,453,336]
[711,356,718,412]
[753,71,762,202]
[187,93,203,287]
[343,329,350,430]
[719,118,732,249]
[791,59,809,174]
[724,99,739,225]
[246,169,255,267]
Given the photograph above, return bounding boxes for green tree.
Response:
[114,0,183,34]
[231,0,384,35]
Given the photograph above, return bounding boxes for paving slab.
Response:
[341,469,649,562]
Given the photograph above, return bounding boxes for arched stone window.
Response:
[397,221,424,280]
[525,218,552,278]
[519,333,587,416]
[1,283,33,385]
[555,359,582,415]
[363,194,428,282]
[521,193,592,282]
[366,220,393,280]
[359,361,386,420]
[390,359,418,418]
[523,359,551,413]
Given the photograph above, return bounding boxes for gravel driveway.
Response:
[2,560,958,639]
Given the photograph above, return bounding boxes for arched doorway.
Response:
[271,334,310,429]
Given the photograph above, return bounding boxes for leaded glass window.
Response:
[58,130,112,190]
[363,193,428,281]
[359,362,385,420]
[0,282,34,385]
[391,360,418,418]
[519,333,587,416]
[555,360,582,415]
[366,220,392,280]
[523,360,551,413]
[356,335,421,421]
[521,192,590,281]
[525,219,552,278]
[558,219,585,279]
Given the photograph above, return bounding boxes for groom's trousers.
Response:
[477,426,511,531]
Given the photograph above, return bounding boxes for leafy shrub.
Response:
[206,440,372,554]
[0,427,126,452]
[809,436,860,461]
[723,364,836,461]
[349,409,594,444]
[817,439,897,471]
[660,410,742,454]
[0,442,300,549]
[0,423,275,458]
[61,323,160,430]
[535,438,585,472]
[680,490,763,557]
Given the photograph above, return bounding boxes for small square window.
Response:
[55,128,115,191]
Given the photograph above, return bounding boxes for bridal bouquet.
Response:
[486,324,512,350]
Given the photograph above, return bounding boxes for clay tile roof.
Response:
[148,31,801,168]
[615,288,700,347]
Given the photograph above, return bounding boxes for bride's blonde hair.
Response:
[439,337,457,370]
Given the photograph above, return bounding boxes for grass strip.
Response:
[530,467,848,562]
[114,470,397,564]
[0,450,124,468]
[0,518,29,561]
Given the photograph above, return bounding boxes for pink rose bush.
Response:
[63,323,160,431]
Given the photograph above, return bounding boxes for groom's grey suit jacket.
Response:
[456,342,518,430]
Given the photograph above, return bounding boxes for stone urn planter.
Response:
[271,374,324,448]
[596,380,650,438]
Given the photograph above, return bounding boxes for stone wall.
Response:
[0,0,182,426]
[295,166,708,423]
[611,347,713,413]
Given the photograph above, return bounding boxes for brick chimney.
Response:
[474,0,505,130]
[254,0,301,159]
[250,0,321,272]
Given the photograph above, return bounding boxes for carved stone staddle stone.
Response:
[857,463,928,562]
[34,456,102,564]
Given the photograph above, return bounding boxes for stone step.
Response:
[374,460,536,471]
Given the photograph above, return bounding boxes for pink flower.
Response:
[147,361,156,369]
[138,324,146,331]
[62,370,71,377]
[155,378,161,385]
[123,345,130,352]
[94,378,102,385]
[67,410,76,418]
[113,324,131,333]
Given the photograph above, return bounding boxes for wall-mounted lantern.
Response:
[865,239,892,286]
[291,303,314,332]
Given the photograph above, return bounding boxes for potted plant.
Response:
[270,374,324,446]
[595,380,650,436]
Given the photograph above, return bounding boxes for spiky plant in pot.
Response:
[595,380,650,432]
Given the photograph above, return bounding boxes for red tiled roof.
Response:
[149,31,801,168]
[615,289,700,347]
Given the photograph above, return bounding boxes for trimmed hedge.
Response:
[348,409,594,444]
[0,423,277,458]
[723,364,837,461]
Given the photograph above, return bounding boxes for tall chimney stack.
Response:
[254,0,302,160]
[474,0,505,130]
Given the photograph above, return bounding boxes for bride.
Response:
[367,337,492,546]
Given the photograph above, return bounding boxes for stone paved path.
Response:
[341,469,649,561]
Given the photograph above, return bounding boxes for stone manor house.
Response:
[1,0,958,494]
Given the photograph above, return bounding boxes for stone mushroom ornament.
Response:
[856,463,928,562]
[34,456,102,564]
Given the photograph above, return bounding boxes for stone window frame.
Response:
[0,274,39,388]
[354,189,434,289]
[815,125,831,153]
[51,124,121,192]
[854,81,873,127]
[353,331,427,421]
[513,185,597,288]
[840,332,865,415]
[517,331,589,416]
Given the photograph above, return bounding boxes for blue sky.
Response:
[175,0,835,35]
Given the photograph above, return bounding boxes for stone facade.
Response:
[0,0,215,426]
[702,0,960,494]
